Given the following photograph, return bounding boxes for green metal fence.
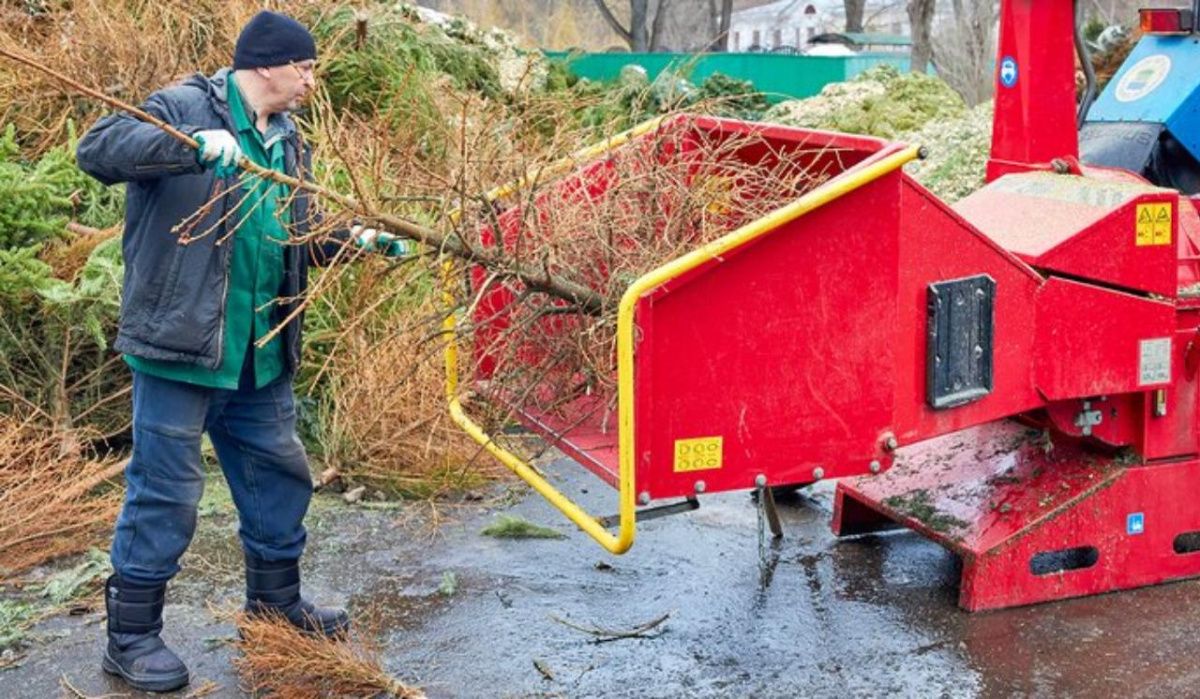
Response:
[543,51,911,102]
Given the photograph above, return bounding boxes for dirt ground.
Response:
[4,451,1200,699]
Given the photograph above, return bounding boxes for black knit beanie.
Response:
[233,11,316,70]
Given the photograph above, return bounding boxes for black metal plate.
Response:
[926,275,994,410]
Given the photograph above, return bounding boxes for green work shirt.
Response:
[126,75,289,389]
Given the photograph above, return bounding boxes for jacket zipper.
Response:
[214,191,232,371]
[213,96,238,372]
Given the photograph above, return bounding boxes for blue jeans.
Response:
[111,370,313,585]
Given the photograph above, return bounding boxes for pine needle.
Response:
[232,611,426,699]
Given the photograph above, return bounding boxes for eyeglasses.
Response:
[289,61,317,83]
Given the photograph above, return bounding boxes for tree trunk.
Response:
[705,0,734,52]
[630,0,650,51]
[591,0,634,50]
[907,0,936,73]
[843,0,866,33]
[648,0,672,51]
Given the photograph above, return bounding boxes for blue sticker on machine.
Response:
[1127,512,1145,535]
[999,56,1018,88]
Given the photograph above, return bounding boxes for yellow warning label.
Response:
[1136,202,1172,247]
[673,436,723,472]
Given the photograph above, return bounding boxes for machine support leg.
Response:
[757,485,784,539]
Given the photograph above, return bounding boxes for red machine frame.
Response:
[449,0,1200,610]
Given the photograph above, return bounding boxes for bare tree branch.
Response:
[0,44,607,314]
[591,0,633,45]
[649,0,672,51]
[931,0,997,105]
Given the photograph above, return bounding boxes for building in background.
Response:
[729,0,824,53]
[728,0,940,54]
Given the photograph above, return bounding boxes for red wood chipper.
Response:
[445,0,1200,610]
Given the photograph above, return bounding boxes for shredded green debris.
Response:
[1114,448,1141,466]
[481,515,567,540]
[764,66,990,203]
[0,549,110,653]
[39,548,110,605]
[883,489,969,533]
[438,571,459,597]
[903,101,993,203]
[0,599,37,652]
[765,65,966,140]
[1180,283,1200,298]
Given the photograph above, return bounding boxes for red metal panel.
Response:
[955,173,1178,297]
[1042,395,1143,449]
[892,179,1044,445]
[1033,278,1175,400]
[833,422,1200,610]
[988,0,1079,178]
[1035,196,1177,298]
[634,171,903,499]
[1177,197,1200,290]
[1140,319,1200,460]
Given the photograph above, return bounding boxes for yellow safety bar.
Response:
[444,116,921,554]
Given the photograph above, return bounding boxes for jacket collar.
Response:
[186,67,297,139]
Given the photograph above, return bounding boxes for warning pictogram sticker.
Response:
[673,436,723,472]
[1136,202,1172,247]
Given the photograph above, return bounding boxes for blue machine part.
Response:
[1086,34,1200,163]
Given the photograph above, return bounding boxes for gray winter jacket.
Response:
[76,68,344,376]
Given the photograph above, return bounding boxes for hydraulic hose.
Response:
[1074,0,1098,128]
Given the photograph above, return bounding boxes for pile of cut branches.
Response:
[0,0,263,155]
[447,119,850,429]
[0,413,124,578]
[0,91,128,435]
[298,263,490,498]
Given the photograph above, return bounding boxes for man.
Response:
[76,10,406,693]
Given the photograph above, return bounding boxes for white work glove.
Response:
[352,224,416,258]
[192,129,243,178]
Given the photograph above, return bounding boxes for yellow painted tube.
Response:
[441,117,670,554]
[442,263,630,551]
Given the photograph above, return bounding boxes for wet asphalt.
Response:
[4,453,1200,698]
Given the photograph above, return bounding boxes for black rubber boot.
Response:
[244,554,350,637]
[101,574,190,693]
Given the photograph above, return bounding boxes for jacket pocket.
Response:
[145,243,222,357]
[147,245,185,323]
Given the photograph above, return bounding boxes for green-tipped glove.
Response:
[352,225,417,257]
[193,129,243,179]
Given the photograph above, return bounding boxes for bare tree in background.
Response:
[1081,0,1154,25]
[933,0,998,106]
[844,0,866,32]
[907,0,936,73]
[592,0,674,51]
[706,0,735,51]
